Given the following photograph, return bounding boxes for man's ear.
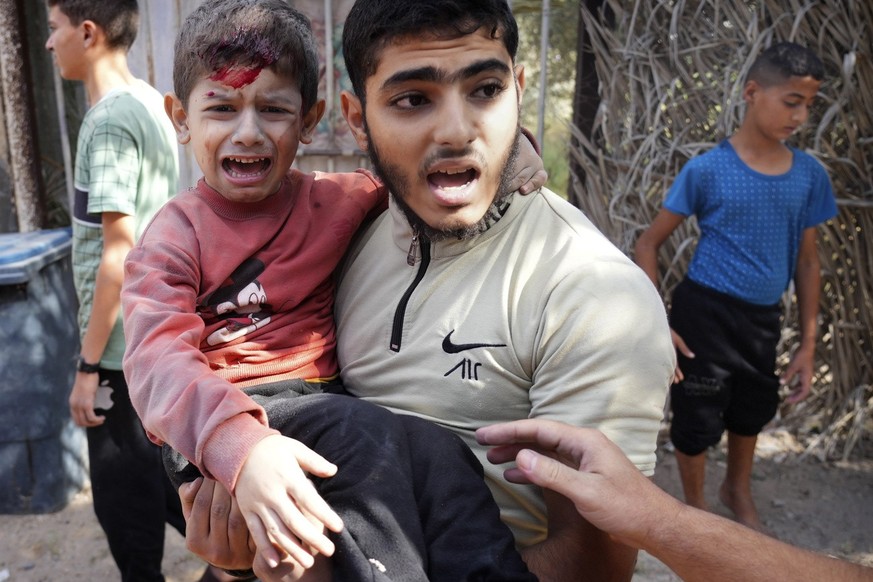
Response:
[299,98,326,145]
[514,64,526,103]
[340,90,369,152]
[164,92,191,145]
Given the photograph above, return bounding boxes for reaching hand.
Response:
[476,419,680,549]
[234,435,343,570]
[670,328,694,383]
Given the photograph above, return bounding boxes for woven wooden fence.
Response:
[570,0,872,459]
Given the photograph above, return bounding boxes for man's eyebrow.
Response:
[380,58,512,91]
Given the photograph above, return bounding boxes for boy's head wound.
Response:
[747,41,825,87]
[173,0,318,111]
[342,0,518,101]
[47,0,139,51]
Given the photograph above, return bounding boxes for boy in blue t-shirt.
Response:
[634,42,837,530]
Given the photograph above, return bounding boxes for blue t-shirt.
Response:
[665,140,837,305]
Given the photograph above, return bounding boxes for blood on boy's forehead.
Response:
[200,28,279,89]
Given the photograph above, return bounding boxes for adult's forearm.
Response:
[647,502,872,582]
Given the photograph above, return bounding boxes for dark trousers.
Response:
[669,278,782,455]
[165,381,535,581]
[87,369,186,582]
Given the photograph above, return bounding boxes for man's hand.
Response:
[781,343,815,403]
[235,435,343,570]
[476,419,680,550]
[179,477,255,571]
[69,372,105,427]
[670,327,694,383]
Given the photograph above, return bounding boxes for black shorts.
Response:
[668,279,781,455]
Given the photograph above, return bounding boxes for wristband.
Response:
[76,355,100,374]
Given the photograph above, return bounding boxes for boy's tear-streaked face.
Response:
[177,68,317,203]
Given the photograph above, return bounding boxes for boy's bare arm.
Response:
[69,212,135,428]
[234,435,343,570]
[634,209,692,381]
[633,209,685,289]
[782,227,821,402]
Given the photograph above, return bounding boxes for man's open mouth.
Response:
[427,167,479,190]
[222,156,271,178]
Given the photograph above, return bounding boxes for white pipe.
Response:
[324,0,335,146]
[537,0,551,150]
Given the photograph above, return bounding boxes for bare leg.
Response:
[675,449,709,511]
[719,431,763,531]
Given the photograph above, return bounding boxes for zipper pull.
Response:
[406,230,419,266]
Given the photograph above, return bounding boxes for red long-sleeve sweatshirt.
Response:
[122,169,385,492]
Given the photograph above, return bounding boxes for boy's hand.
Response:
[781,343,814,403]
[235,435,343,570]
[69,372,106,427]
[510,131,548,195]
[670,328,694,383]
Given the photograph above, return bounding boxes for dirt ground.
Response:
[1,429,871,582]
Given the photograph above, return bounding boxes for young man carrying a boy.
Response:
[181,0,676,580]
[44,2,229,580]
[634,42,837,530]
[122,1,545,579]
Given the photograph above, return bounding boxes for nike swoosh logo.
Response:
[442,330,507,354]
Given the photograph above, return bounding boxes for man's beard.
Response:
[364,123,521,242]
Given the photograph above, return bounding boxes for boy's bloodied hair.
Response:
[173,0,318,111]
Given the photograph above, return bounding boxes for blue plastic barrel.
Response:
[0,227,88,513]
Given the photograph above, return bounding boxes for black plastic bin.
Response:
[0,227,88,513]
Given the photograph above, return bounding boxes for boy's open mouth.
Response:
[223,156,271,178]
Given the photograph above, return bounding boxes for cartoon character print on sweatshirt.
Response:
[201,258,273,346]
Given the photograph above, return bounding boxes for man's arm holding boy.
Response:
[516,255,675,580]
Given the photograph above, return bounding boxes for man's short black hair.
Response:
[747,42,825,87]
[342,0,518,101]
